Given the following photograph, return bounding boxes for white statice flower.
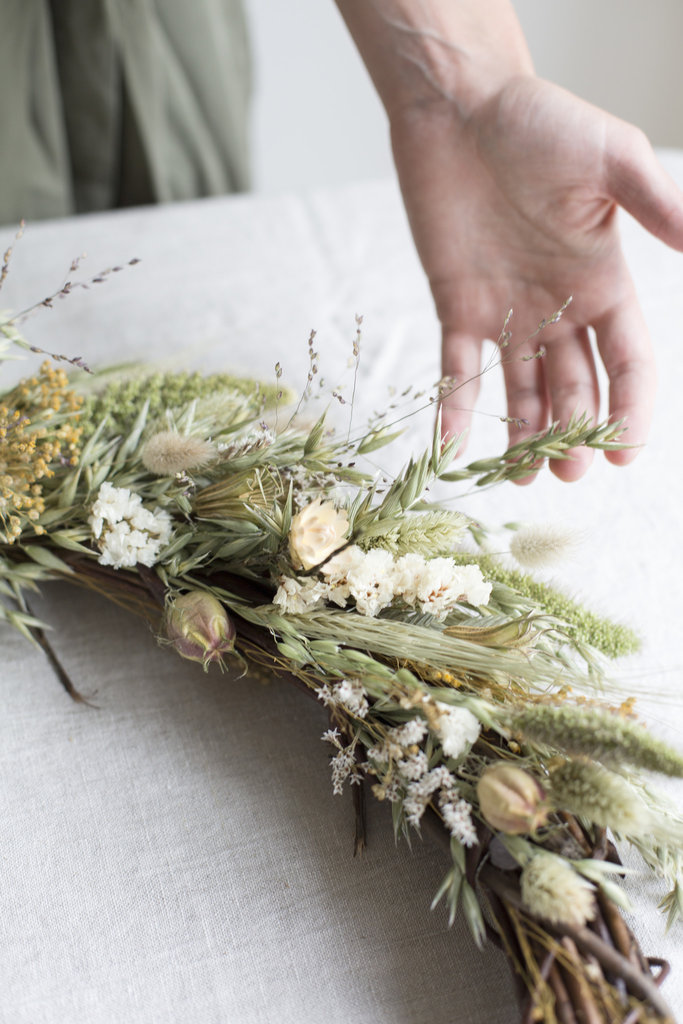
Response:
[216,426,275,460]
[392,552,428,605]
[272,575,328,614]
[318,678,369,719]
[413,557,463,617]
[317,543,491,620]
[335,678,369,718]
[89,483,172,570]
[434,702,481,759]
[330,746,357,795]
[89,481,141,538]
[322,546,396,617]
[404,785,432,827]
[345,547,396,617]
[413,558,491,618]
[320,544,365,607]
[439,791,478,846]
[389,718,429,747]
[403,767,459,828]
[456,563,492,607]
[397,750,430,781]
[367,721,425,768]
[366,741,392,766]
[322,545,366,581]
[394,553,491,618]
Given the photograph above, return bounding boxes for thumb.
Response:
[605,121,683,251]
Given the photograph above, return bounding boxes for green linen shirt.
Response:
[0,0,251,225]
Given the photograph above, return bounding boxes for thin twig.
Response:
[352,775,367,856]
[26,610,96,706]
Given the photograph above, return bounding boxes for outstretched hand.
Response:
[391,76,683,481]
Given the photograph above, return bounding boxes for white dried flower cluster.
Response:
[434,702,481,759]
[272,576,329,615]
[366,718,429,765]
[89,482,173,570]
[273,544,491,618]
[367,716,477,844]
[320,728,364,795]
[439,790,478,846]
[318,677,369,719]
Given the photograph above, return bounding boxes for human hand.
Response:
[391,76,683,481]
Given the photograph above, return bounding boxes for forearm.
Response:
[334,0,534,119]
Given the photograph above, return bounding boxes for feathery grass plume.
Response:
[508,523,578,569]
[452,554,639,658]
[141,431,215,475]
[358,509,468,558]
[520,853,596,928]
[511,704,683,776]
[549,759,651,836]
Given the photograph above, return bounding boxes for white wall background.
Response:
[245,1,683,193]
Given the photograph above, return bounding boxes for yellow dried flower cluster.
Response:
[0,362,82,543]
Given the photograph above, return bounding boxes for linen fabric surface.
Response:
[1,159,683,1024]
[0,0,251,226]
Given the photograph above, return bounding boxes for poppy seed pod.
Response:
[165,591,236,671]
[477,763,548,835]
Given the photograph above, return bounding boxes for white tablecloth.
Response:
[1,157,683,1024]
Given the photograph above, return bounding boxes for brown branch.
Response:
[478,865,674,1021]
[558,936,604,1024]
[548,961,579,1024]
[597,891,646,975]
[521,946,556,1024]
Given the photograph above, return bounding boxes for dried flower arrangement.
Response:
[1,247,680,1024]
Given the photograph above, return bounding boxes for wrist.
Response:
[336,0,534,122]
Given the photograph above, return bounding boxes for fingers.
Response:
[605,121,683,252]
[439,328,484,449]
[500,336,549,485]
[441,304,654,482]
[543,329,600,481]
[502,328,600,484]
[593,297,656,465]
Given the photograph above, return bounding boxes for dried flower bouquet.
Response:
[1,275,681,1024]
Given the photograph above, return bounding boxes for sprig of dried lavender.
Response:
[0,257,141,330]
